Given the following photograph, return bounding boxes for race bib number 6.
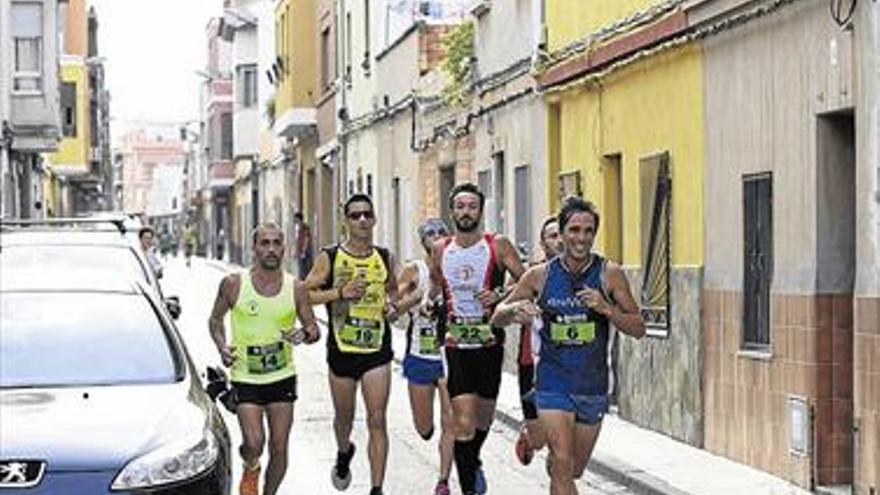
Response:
[549,321,596,346]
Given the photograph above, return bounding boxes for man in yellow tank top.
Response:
[209,223,320,495]
[305,194,401,495]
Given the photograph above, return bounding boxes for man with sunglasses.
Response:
[304,194,400,495]
[491,197,645,495]
[427,182,526,495]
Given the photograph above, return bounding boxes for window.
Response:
[363,0,371,73]
[743,173,773,349]
[439,165,456,225]
[345,12,353,84]
[237,64,257,108]
[220,112,233,159]
[12,2,43,92]
[514,165,532,259]
[639,153,671,334]
[0,292,180,388]
[559,170,582,199]
[60,82,77,137]
[366,173,373,196]
[493,152,505,234]
[321,27,332,88]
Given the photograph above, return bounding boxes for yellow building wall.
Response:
[548,45,703,267]
[546,0,665,51]
[275,0,317,114]
[45,63,89,170]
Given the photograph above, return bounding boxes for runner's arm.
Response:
[208,275,238,364]
[603,263,646,338]
[490,266,543,328]
[294,280,321,343]
[384,252,402,315]
[395,263,423,314]
[495,235,526,282]
[305,251,343,305]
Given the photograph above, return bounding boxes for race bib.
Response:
[417,322,440,355]
[447,320,494,348]
[246,342,288,374]
[338,316,384,351]
[549,321,595,346]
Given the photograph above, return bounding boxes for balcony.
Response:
[274,107,317,139]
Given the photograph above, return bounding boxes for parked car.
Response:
[0,218,180,318]
[0,265,231,494]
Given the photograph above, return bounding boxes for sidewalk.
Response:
[200,257,810,495]
[388,327,811,495]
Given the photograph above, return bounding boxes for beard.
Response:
[454,215,479,233]
[259,255,281,270]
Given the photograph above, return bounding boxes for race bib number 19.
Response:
[339,317,383,351]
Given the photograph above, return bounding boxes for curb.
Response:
[492,406,692,495]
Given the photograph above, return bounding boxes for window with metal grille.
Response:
[742,173,773,349]
[639,153,671,334]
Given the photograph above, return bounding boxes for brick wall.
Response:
[702,290,860,489]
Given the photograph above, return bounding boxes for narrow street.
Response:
[162,255,634,494]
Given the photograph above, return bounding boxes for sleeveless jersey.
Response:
[230,271,297,384]
[325,245,392,355]
[405,259,442,360]
[536,255,614,396]
[439,234,505,349]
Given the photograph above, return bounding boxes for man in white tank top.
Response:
[428,183,526,495]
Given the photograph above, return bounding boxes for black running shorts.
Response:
[231,375,297,406]
[445,345,503,400]
[328,349,393,381]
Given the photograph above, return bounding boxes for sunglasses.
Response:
[422,228,446,237]
[347,211,374,221]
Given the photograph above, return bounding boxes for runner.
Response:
[491,197,645,495]
[515,216,562,466]
[396,218,454,495]
[428,182,525,495]
[208,222,321,495]
[304,194,400,495]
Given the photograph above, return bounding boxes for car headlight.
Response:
[111,428,219,490]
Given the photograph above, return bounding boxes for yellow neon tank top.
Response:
[230,271,297,384]
[332,247,388,354]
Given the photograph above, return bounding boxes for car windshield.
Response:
[0,245,151,289]
[0,292,181,388]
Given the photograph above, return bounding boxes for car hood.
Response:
[0,380,210,472]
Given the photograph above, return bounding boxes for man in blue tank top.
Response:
[491,197,645,495]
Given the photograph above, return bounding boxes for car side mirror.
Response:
[165,296,181,320]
